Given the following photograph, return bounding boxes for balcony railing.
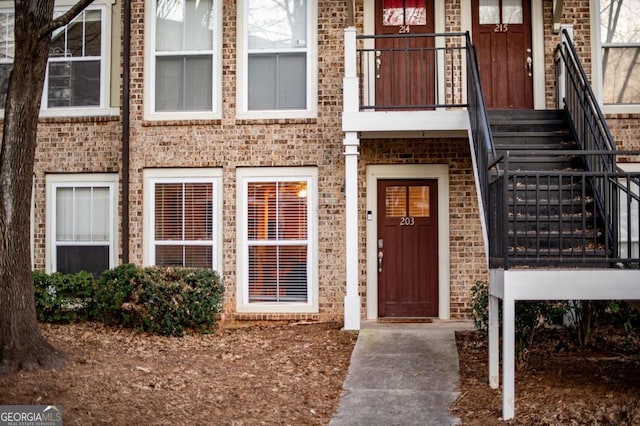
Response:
[355,32,469,110]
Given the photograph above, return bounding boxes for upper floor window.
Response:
[238,0,317,119]
[0,4,112,116]
[599,0,640,106]
[146,0,221,120]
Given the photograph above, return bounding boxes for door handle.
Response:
[376,51,382,79]
[526,56,532,77]
[378,251,384,272]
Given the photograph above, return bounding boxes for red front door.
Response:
[375,0,436,108]
[377,180,439,317]
[471,0,533,109]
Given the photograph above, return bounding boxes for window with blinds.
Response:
[154,182,214,268]
[54,185,112,277]
[246,180,309,303]
[246,0,309,110]
[154,0,215,112]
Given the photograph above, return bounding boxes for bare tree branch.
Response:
[37,0,96,40]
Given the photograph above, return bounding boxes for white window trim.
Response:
[236,0,318,120]
[0,0,116,118]
[591,0,640,114]
[143,168,223,273]
[45,173,119,274]
[236,167,319,313]
[144,0,222,121]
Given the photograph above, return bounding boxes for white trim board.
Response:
[490,268,640,301]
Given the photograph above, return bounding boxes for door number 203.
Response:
[400,216,415,226]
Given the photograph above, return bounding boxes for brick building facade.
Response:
[2,0,637,327]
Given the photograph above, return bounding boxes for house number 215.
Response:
[400,217,415,226]
[494,24,508,32]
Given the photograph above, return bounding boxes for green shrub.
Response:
[33,270,96,323]
[134,267,224,336]
[471,280,489,332]
[93,263,141,326]
[470,279,567,365]
[93,264,224,336]
[563,300,640,349]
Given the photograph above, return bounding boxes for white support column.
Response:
[502,295,516,420]
[343,27,359,114]
[343,132,361,331]
[488,294,500,389]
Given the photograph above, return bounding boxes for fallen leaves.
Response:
[0,321,357,425]
[453,329,640,425]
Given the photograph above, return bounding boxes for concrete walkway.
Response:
[330,320,473,426]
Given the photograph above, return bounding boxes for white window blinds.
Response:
[246,181,309,302]
[154,182,214,268]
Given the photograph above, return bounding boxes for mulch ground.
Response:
[0,322,357,425]
[2,322,640,425]
[452,328,640,425]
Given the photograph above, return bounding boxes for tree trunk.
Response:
[0,0,65,374]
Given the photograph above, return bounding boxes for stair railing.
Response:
[555,28,619,257]
[555,29,617,168]
[465,32,497,247]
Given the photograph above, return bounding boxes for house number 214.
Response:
[400,217,415,226]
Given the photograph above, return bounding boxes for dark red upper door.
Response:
[375,0,435,108]
[472,0,533,109]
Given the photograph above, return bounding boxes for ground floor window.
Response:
[236,167,318,313]
[46,174,118,276]
[143,169,222,270]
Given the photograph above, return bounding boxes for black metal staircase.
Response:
[488,109,608,267]
[465,29,640,270]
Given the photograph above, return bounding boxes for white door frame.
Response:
[365,164,451,319]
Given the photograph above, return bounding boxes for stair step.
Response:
[510,196,593,204]
[508,183,584,192]
[508,246,607,256]
[509,229,601,238]
[488,109,565,121]
[492,131,571,138]
[491,122,568,134]
[496,142,578,151]
[490,117,565,124]
[504,156,577,162]
[509,222,598,233]
[508,212,595,220]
